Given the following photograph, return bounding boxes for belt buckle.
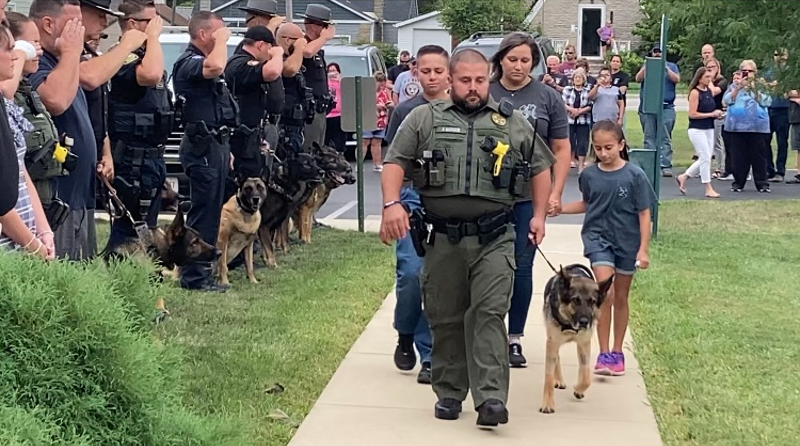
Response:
[445,220,461,244]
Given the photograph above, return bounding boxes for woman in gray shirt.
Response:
[589,67,624,126]
[489,32,570,369]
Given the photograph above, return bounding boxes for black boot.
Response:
[416,362,431,384]
[393,334,416,371]
[476,399,508,426]
[434,398,462,420]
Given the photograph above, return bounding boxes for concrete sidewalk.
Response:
[288,222,664,446]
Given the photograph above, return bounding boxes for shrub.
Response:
[0,252,248,446]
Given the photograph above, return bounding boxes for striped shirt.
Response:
[0,99,36,250]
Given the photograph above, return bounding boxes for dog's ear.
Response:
[596,275,614,306]
[557,265,571,288]
[168,205,187,239]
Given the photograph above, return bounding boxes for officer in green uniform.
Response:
[380,49,555,427]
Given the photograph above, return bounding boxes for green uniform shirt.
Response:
[385,97,556,219]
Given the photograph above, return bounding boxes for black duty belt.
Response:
[424,209,512,245]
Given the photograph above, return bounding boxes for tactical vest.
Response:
[282,69,312,123]
[173,47,240,128]
[416,101,521,206]
[301,47,328,98]
[14,80,62,181]
[109,69,175,146]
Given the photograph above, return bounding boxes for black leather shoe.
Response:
[476,399,508,426]
[393,334,416,371]
[416,362,431,384]
[434,398,462,420]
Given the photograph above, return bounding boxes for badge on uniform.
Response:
[491,113,507,127]
[247,60,260,66]
[124,53,139,65]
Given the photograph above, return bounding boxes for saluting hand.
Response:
[269,46,284,58]
[120,29,148,51]
[145,15,163,39]
[212,27,231,44]
[379,204,409,245]
[320,25,336,41]
[56,18,84,57]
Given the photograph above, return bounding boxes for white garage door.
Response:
[411,29,451,54]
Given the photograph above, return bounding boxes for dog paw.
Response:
[249,277,259,284]
[573,390,585,400]
[554,381,567,389]
[539,405,555,414]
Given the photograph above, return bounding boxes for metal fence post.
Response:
[355,76,365,233]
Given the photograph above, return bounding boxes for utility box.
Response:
[340,76,378,132]
[641,57,666,114]
[628,147,658,221]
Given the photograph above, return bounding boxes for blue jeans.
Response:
[508,200,536,336]
[394,186,432,363]
[639,107,676,169]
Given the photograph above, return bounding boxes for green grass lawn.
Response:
[96,222,395,446]
[624,110,694,168]
[631,200,800,446]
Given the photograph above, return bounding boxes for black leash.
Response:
[516,241,559,274]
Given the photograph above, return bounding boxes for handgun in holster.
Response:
[44,198,69,232]
[480,136,513,189]
[408,207,432,257]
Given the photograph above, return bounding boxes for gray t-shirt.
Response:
[392,71,421,103]
[578,162,656,260]
[592,85,622,123]
[383,95,429,183]
[489,79,569,142]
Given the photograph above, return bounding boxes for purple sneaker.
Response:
[608,351,626,376]
[593,352,613,376]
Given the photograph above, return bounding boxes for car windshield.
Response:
[455,43,545,78]
[162,42,239,74]
[324,54,370,77]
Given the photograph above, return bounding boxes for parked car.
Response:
[452,31,555,78]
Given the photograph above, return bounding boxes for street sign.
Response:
[340,76,377,132]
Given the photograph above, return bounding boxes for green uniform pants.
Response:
[420,225,516,408]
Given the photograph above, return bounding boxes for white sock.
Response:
[509,335,521,345]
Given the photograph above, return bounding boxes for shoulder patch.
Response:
[247,60,260,66]
[191,55,204,60]
[123,53,139,65]
[491,113,507,126]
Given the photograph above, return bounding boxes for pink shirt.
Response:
[327,78,342,118]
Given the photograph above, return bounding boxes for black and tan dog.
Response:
[214,175,267,286]
[290,142,356,245]
[539,264,613,414]
[101,205,221,277]
[257,149,324,267]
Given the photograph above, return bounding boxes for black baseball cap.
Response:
[244,26,276,45]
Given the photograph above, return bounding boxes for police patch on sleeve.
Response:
[247,60,260,66]
[123,53,139,65]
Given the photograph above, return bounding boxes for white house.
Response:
[394,10,453,55]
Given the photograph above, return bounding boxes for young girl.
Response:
[550,120,656,376]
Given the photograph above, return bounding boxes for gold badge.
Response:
[247,60,260,66]
[491,113,507,126]
[123,53,139,65]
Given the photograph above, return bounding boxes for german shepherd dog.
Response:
[101,205,221,276]
[214,175,267,286]
[539,264,613,414]
[256,149,324,267]
[289,141,356,245]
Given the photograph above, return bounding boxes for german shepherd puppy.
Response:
[539,264,613,414]
[214,175,267,286]
[101,205,221,276]
[257,149,323,267]
[290,141,356,245]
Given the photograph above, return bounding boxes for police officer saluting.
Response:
[105,0,171,249]
[224,25,283,182]
[275,22,308,153]
[172,11,239,292]
[299,4,336,150]
[380,49,555,427]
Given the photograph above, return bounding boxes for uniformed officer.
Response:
[172,11,239,292]
[237,0,284,34]
[223,25,283,192]
[379,49,555,427]
[298,4,336,150]
[275,22,309,154]
[105,0,172,249]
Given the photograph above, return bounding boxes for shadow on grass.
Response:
[96,222,395,446]
[630,200,800,446]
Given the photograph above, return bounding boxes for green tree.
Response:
[634,0,800,90]
[437,0,530,41]
[418,0,438,14]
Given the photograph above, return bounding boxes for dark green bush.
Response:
[0,252,249,446]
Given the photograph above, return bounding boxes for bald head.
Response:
[276,22,303,53]
[450,49,489,75]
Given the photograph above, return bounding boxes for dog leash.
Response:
[514,240,559,274]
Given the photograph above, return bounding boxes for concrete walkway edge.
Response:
[287,221,664,446]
